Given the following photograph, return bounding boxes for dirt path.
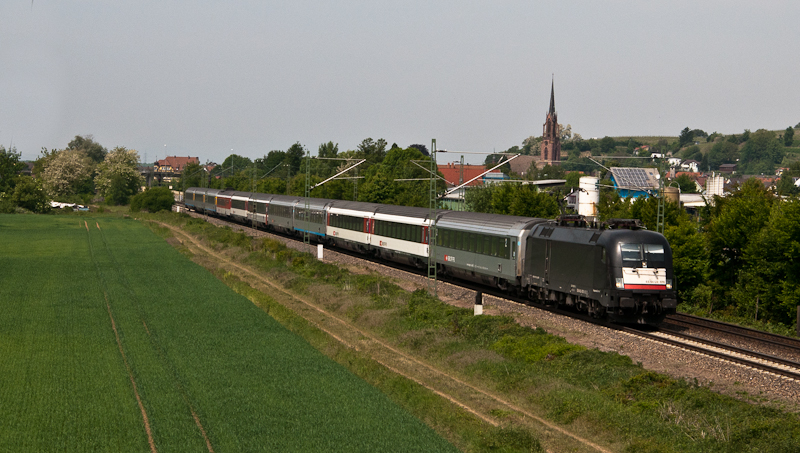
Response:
[154,221,616,453]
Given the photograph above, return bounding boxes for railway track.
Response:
[619,326,800,381]
[179,207,800,383]
[664,313,800,353]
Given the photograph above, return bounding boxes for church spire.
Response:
[548,76,555,115]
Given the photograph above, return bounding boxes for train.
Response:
[184,187,677,324]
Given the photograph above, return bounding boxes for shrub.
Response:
[130,187,175,212]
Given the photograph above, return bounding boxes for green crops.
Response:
[0,215,457,452]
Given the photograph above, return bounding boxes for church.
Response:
[539,80,561,167]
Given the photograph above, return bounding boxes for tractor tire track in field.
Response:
[83,221,157,453]
[86,219,215,453]
[157,221,613,453]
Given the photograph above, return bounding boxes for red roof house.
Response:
[155,156,200,173]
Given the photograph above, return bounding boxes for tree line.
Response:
[179,139,442,208]
[0,135,156,213]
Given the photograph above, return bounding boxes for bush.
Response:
[129,187,175,212]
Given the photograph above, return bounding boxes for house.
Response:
[437,163,491,188]
[608,167,660,198]
[507,155,538,177]
[718,163,737,173]
[680,160,700,173]
[155,156,200,174]
[667,157,682,168]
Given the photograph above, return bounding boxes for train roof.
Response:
[329,200,431,219]
[436,210,547,236]
[528,223,670,248]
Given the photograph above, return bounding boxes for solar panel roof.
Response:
[609,167,660,190]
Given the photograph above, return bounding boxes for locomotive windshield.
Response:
[620,243,665,267]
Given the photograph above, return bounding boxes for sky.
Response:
[2,1,798,165]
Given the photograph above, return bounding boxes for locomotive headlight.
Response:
[666,279,672,290]
[615,278,624,289]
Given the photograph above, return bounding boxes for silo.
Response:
[578,176,599,219]
[664,186,680,203]
[706,175,725,197]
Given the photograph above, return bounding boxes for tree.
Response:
[707,141,739,170]
[559,124,572,142]
[741,129,751,142]
[0,146,25,193]
[665,216,707,303]
[357,146,435,206]
[673,174,698,194]
[179,161,205,189]
[465,185,493,213]
[704,178,774,291]
[10,176,49,213]
[216,154,254,178]
[527,164,565,181]
[565,172,581,189]
[600,136,616,154]
[522,136,540,155]
[356,138,387,165]
[285,143,306,176]
[679,127,695,148]
[41,149,94,198]
[318,141,339,158]
[130,187,175,212]
[739,129,782,174]
[732,198,800,324]
[680,145,701,160]
[784,126,794,147]
[256,150,288,175]
[408,144,429,156]
[67,135,107,163]
[484,154,511,175]
[508,185,560,218]
[95,147,144,205]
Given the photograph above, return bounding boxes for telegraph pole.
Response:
[427,139,438,296]
[304,147,311,245]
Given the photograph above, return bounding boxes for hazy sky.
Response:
[2,1,798,164]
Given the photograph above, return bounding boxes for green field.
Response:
[0,215,457,452]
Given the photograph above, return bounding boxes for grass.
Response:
[143,210,800,453]
[0,214,459,452]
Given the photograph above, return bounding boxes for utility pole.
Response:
[427,139,438,296]
[304,147,311,246]
[459,154,465,211]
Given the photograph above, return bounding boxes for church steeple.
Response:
[540,76,561,167]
